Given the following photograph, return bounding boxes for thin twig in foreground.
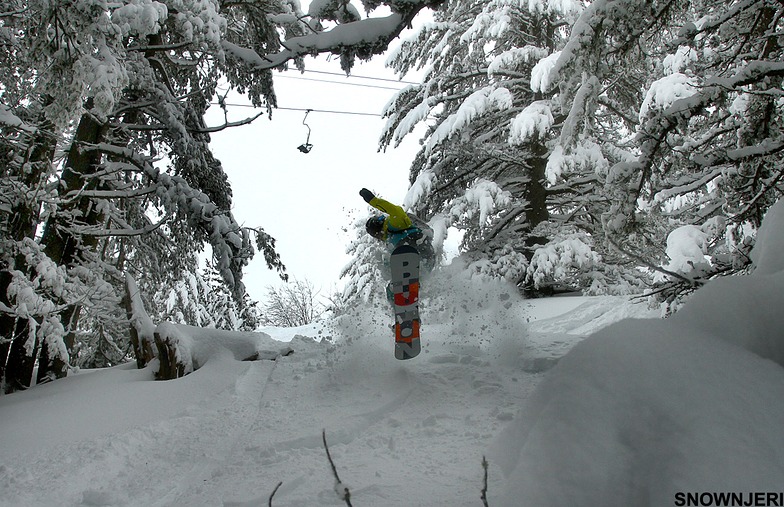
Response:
[322,429,353,507]
[481,456,490,507]
[268,481,283,507]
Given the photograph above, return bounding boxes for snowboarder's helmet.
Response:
[366,216,386,240]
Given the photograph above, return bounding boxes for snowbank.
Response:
[491,200,784,506]
[0,352,249,457]
[153,322,293,378]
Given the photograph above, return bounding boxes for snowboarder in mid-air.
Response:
[360,188,433,359]
[360,188,435,271]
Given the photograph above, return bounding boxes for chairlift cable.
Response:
[213,102,383,117]
[275,74,407,91]
[293,68,420,86]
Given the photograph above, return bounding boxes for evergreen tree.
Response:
[151,260,261,331]
[340,217,391,307]
[381,0,784,299]
[381,0,595,293]
[541,0,783,302]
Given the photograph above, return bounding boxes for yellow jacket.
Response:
[368,196,412,235]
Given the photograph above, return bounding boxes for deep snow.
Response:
[0,282,653,506]
[2,201,784,506]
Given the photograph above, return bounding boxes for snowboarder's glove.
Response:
[360,188,375,203]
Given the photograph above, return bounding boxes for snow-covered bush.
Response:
[526,233,601,290]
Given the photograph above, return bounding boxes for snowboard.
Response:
[389,244,421,360]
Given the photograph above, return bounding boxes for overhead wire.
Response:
[209,69,421,117]
[278,106,382,117]
[213,102,384,117]
[291,68,420,86]
[274,74,406,91]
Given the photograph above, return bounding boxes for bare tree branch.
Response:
[268,481,283,507]
[109,109,267,134]
[322,430,353,507]
[481,456,490,507]
[261,278,322,327]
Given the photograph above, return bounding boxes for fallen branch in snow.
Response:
[481,456,490,507]
[322,430,353,507]
[153,324,293,380]
[123,273,156,368]
[268,481,283,507]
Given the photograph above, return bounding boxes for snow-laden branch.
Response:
[629,60,784,198]
[126,41,191,53]
[726,139,784,162]
[222,2,437,71]
[654,168,724,202]
[0,103,35,132]
[64,214,169,238]
[80,142,257,292]
[63,185,157,200]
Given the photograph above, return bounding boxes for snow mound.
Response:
[750,198,784,275]
[156,323,290,368]
[491,199,784,506]
[492,318,784,506]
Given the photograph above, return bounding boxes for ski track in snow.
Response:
[521,296,658,372]
[0,292,654,507]
[211,333,534,507]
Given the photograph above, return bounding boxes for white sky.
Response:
[205,55,424,302]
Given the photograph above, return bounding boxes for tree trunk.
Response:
[0,114,56,393]
[2,317,37,394]
[41,110,106,267]
[525,143,550,229]
[521,143,553,297]
[37,109,107,382]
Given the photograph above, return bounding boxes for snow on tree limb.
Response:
[0,104,34,132]
[426,86,513,156]
[448,179,513,228]
[224,1,440,71]
[509,101,554,145]
[80,142,281,296]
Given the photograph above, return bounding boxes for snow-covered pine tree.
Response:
[151,260,261,332]
[381,0,608,293]
[382,0,783,298]
[541,0,784,301]
[339,217,390,308]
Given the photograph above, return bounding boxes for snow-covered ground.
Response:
[0,281,652,506]
[2,202,784,507]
